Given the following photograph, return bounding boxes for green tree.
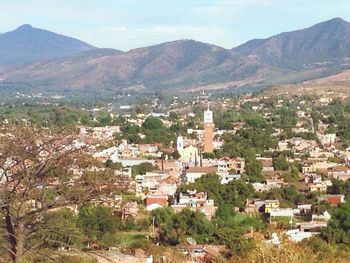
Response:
[143,117,164,130]
[132,162,154,177]
[245,159,264,183]
[283,164,299,182]
[78,204,121,242]
[97,113,112,126]
[273,154,289,171]
[40,209,83,249]
[105,160,123,170]
[212,227,254,256]
[321,201,350,245]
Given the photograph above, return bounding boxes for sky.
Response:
[1,0,350,51]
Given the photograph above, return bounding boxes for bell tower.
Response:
[203,104,214,153]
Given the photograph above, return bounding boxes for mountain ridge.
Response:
[0,24,97,65]
[1,18,350,94]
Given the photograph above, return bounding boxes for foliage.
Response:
[77,204,121,242]
[245,158,264,183]
[0,125,122,262]
[105,160,123,170]
[143,117,164,130]
[321,201,350,246]
[131,162,154,177]
[40,209,83,249]
[273,154,289,171]
[179,173,254,209]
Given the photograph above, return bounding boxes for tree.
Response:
[78,204,121,242]
[143,117,164,130]
[212,227,254,256]
[0,125,123,262]
[245,159,264,183]
[321,201,350,245]
[283,165,299,182]
[132,162,154,177]
[105,159,123,170]
[273,154,289,171]
[40,208,83,249]
[97,112,112,126]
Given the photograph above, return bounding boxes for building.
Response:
[177,136,200,164]
[185,166,217,183]
[318,194,345,206]
[203,105,214,153]
[172,191,218,220]
[244,199,265,214]
[265,200,280,214]
[217,160,241,184]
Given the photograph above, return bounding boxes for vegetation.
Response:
[0,125,122,261]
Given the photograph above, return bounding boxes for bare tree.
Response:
[0,125,123,262]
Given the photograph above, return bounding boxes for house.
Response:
[172,191,218,220]
[252,182,271,192]
[257,157,274,173]
[121,201,139,219]
[297,204,312,216]
[217,159,242,184]
[244,199,265,214]
[296,221,328,232]
[278,141,289,151]
[318,194,345,206]
[185,166,217,183]
[136,172,164,193]
[270,208,299,218]
[145,195,168,207]
[265,200,280,214]
[218,157,245,174]
[327,165,350,181]
[138,144,158,154]
[302,161,339,174]
[136,171,178,199]
[308,182,328,192]
[266,177,287,188]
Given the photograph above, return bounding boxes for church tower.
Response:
[203,104,214,153]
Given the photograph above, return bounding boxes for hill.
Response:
[0,24,96,65]
[0,40,256,92]
[234,18,350,69]
[2,18,350,94]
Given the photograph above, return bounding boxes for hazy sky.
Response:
[2,0,350,50]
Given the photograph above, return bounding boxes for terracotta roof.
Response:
[187,166,217,173]
[329,165,349,171]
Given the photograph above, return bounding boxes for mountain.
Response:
[0,40,255,91]
[234,17,350,69]
[1,18,350,94]
[0,24,96,65]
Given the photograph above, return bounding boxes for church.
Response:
[176,104,214,164]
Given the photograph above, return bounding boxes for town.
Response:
[1,88,350,263]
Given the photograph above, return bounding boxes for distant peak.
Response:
[327,17,349,24]
[17,24,34,31]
